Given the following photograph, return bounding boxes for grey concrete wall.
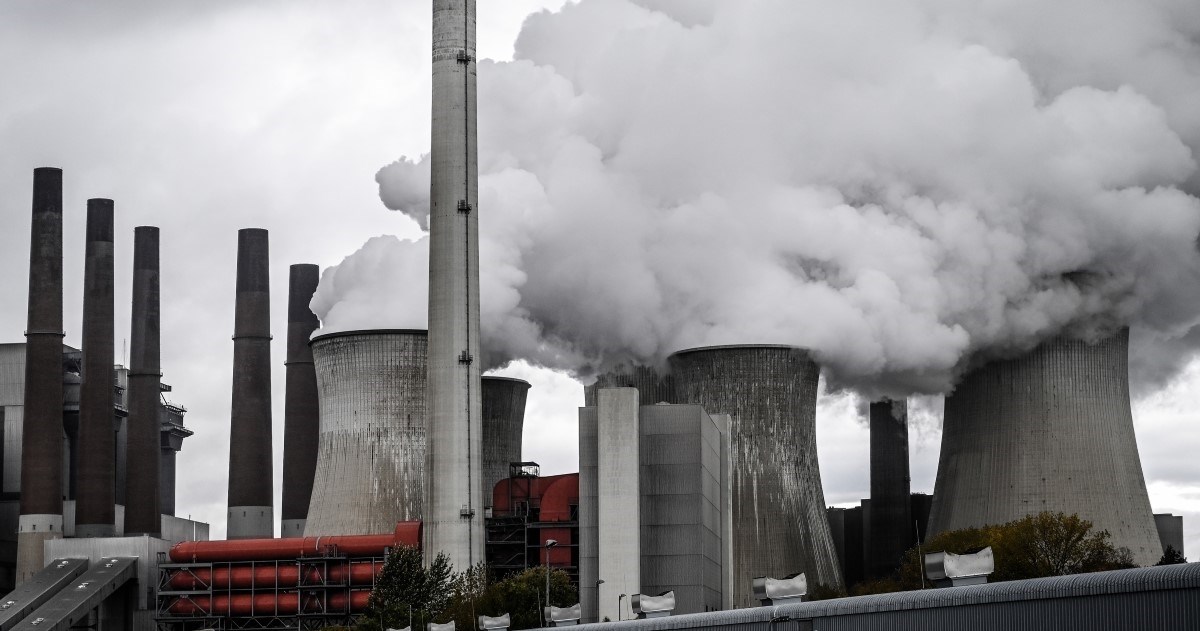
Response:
[307,330,426,535]
[425,0,485,569]
[584,365,675,407]
[578,406,599,622]
[481,376,530,501]
[1155,514,1184,557]
[598,389,640,623]
[639,404,725,615]
[929,329,1162,566]
[670,345,843,606]
[867,399,911,579]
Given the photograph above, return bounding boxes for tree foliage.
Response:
[360,545,453,631]
[1157,545,1187,565]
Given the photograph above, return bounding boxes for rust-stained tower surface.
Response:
[929,329,1162,565]
[582,365,675,407]
[281,264,321,537]
[125,226,162,537]
[227,228,274,539]
[481,376,530,496]
[16,167,65,583]
[669,345,843,607]
[426,0,484,567]
[76,199,117,538]
[307,330,427,536]
[867,399,912,579]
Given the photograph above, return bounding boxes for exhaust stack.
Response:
[481,376,530,497]
[76,199,116,537]
[16,167,65,583]
[227,228,274,539]
[125,226,162,536]
[281,264,321,537]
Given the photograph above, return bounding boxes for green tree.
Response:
[360,545,454,631]
[466,566,576,630]
[1156,545,1187,565]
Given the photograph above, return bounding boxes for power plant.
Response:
[0,1,1193,630]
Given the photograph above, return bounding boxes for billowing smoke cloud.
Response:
[325,0,1200,395]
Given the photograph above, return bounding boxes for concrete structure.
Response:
[1155,513,1184,557]
[76,200,116,538]
[158,397,191,517]
[486,469,578,583]
[227,228,273,539]
[306,330,427,536]
[867,399,911,578]
[827,506,865,588]
[928,330,1162,565]
[281,264,320,537]
[669,345,843,606]
[580,394,732,622]
[125,227,161,538]
[17,167,66,584]
[583,366,674,407]
[425,0,484,568]
[481,376,530,500]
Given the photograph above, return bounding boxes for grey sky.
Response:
[0,0,1197,558]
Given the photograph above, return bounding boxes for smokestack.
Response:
[16,167,65,583]
[75,199,116,538]
[582,365,674,407]
[307,330,427,535]
[124,226,162,537]
[425,0,484,566]
[227,228,274,539]
[867,399,912,579]
[928,329,1162,565]
[281,264,321,537]
[481,376,530,496]
[669,345,843,607]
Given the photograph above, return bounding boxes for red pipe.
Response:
[169,522,421,562]
[167,560,382,590]
[166,590,372,616]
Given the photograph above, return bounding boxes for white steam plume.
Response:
[320,0,1200,395]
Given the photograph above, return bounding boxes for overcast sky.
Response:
[0,0,1198,557]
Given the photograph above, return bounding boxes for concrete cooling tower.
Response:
[669,345,842,607]
[928,329,1162,566]
[481,376,530,497]
[582,365,674,407]
[306,330,427,536]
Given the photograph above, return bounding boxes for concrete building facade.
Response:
[583,365,675,407]
[867,399,911,578]
[669,345,843,605]
[306,330,427,536]
[597,388,640,623]
[929,329,1162,566]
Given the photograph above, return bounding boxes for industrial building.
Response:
[929,330,1163,565]
[486,464,578,584]
[481,376,531,499]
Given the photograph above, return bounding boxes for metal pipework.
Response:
[281,263,320,537]
[227,228,274,539]
[16,167,66,584]
[124,226,162,537]
[75,199,116,538]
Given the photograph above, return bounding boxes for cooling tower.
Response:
[227,228,274,539]
[928,329,1162,565]
[76,199,116,537]
[306,330,427,536]
[125,226,162,536]
[281,264,321,537]
[17,167,65,583]
[481,376,530,497]
[426,0,484,567]
[867,399,912,579]
[582,365,675,407]
[669,345,843,607]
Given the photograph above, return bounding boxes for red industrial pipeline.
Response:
[169,522,421,562]
[166,590,372,616]
[167,560,383,590]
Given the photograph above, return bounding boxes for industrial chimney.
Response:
[306,330,426,535]
[426,0,484,567]
[582,365,674,407]
[867,399,912,578]
[125,226,162,537]
[928,329,1162,565]
[481,376,530,497]
[281,264,321,537]
[227,228,274,539]
[16,167,65,583]
[75,199,116,538]
[669,345,843,606]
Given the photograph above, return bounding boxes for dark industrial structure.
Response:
[227,228,274,539]
[126,226,163,538]
[582,365,674,407]
[485,464,578,584]
[867,399,912,579]
[281,264,321,538]
[481,377,531,499]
